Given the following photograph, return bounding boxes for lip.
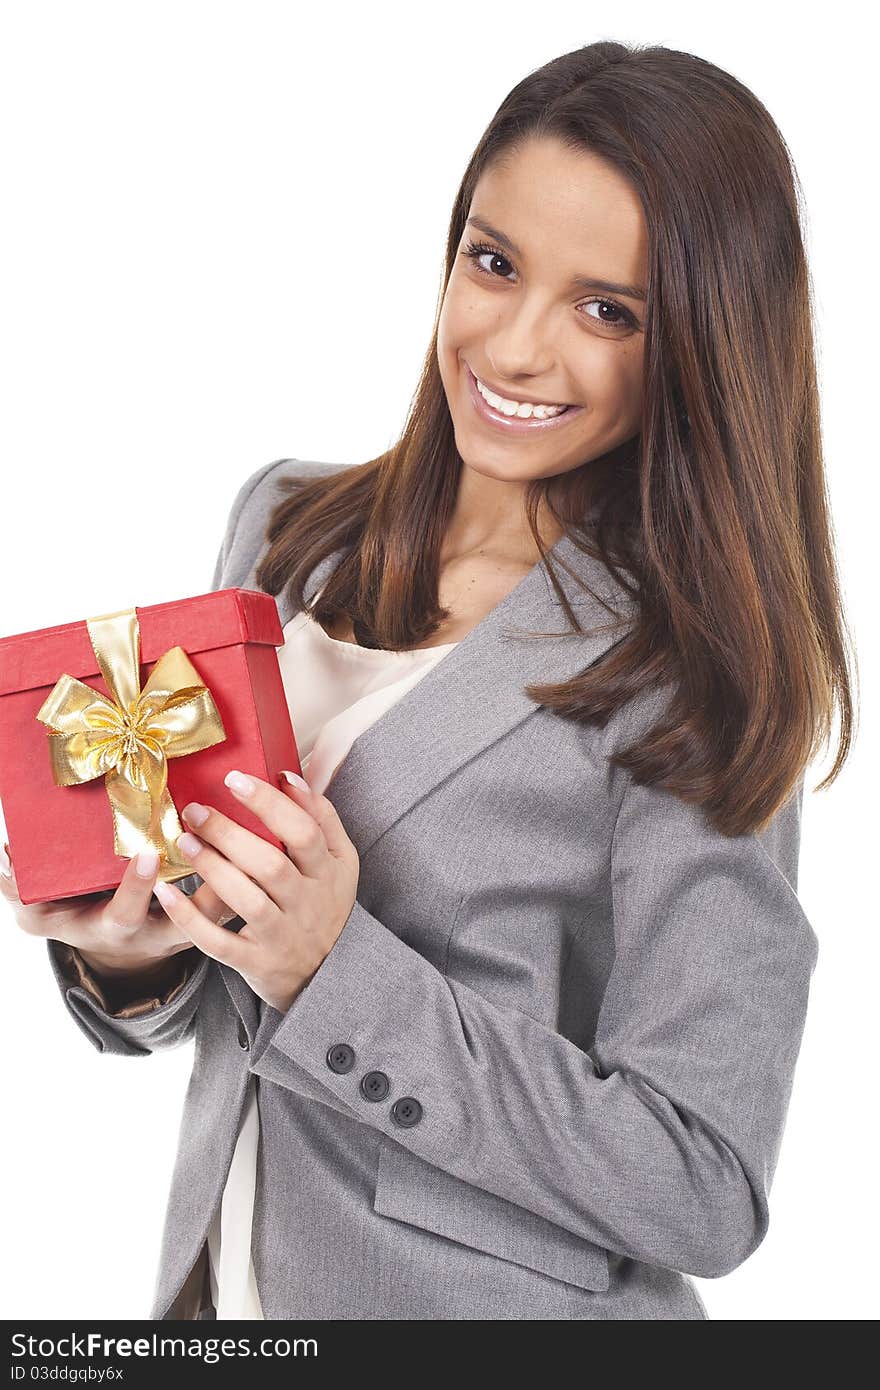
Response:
[464,362,584,434]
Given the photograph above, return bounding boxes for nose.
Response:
[482,299,558,383]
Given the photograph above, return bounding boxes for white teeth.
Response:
[474,374,568,419]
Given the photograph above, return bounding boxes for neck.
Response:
[442,468,564,567]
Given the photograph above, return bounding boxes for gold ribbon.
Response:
[35,607,227,881]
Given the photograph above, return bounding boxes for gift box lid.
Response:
[0,588,283,697]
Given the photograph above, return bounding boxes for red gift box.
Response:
[0,588,302,905]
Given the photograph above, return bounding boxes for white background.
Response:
[0,1,874,1322]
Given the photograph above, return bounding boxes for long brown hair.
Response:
[256,40,857,838]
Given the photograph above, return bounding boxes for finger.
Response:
[221,769,333,876]
[140,892,206,950]
[106,853,193,951]
[153,877,254,971]
[0,845,154,917]
[278,770,357,863]
[111,908,197,957]
[181,784,317,898]
[101,848,167,930]
[174,821,283,918]
[189,879,240,927]
[0,841,21,905]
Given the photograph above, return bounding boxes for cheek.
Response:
[580,344,643,420]
[438,278,490,347]
[437,305,479,393]
[616,353,645,421]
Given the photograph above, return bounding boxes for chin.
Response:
[455,448,536,483]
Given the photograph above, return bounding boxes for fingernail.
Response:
[281,769,310,792]
[177,831,203,857]
[0,843,11,879]
[182,801,210,827]
[154,879,177,906]
[225,770,255,796]
[135,847,159,878]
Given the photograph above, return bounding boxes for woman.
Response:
[4,41,854,1320]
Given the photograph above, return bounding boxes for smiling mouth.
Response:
[463,362,584,433]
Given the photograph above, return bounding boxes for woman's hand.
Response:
[0,836,233,977]
[151,770,360,1013]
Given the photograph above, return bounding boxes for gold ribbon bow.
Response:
[35,607,227,881]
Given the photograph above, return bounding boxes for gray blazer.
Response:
[46,456,819,1321]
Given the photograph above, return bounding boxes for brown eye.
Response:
[581,298,637,332]
[462,240,515,280]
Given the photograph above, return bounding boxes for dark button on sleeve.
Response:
[360,1070,390,1101]
[391,1096,423,1128]
[326,1042,356,1074]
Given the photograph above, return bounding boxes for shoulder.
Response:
[213,457,351,590]
[224,456,348,540]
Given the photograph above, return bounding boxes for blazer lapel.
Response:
[279,531,638,862]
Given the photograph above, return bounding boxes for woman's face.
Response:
[437,136,648,491]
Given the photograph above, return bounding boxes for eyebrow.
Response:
[465,215,647,302]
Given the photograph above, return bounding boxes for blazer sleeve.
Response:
[45,937,211,1056]
[40,456,299,1055]
[246,735,819,1279]
[54,941,201,1016]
